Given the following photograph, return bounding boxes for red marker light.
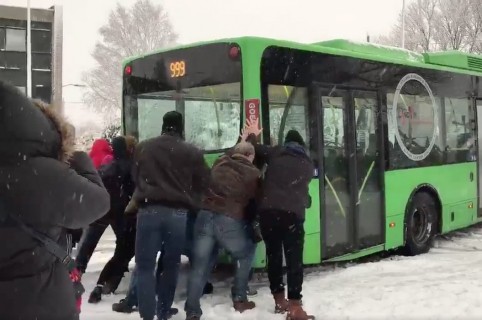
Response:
[228,45,240,60]
[124,65,132,76]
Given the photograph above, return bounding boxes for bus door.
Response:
[476,100,482,217]
[318,86,384,259]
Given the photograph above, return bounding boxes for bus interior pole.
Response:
[27,0,32,97]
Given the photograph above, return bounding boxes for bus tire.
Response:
[403,192,437,256]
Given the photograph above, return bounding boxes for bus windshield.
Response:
[123,43,242,151]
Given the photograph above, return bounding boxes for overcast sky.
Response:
[0,0,407,128]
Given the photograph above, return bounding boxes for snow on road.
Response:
[81,225,482,319]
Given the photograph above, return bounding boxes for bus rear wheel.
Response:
[403,192,437,256]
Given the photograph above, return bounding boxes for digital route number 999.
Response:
[170,61,186,78]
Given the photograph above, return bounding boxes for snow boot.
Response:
[112,299,135,313]
[233,300,256,313]
[186,316,200,320]
[88,285,103,304]
[273,291,289,314]
[286,300,315,320]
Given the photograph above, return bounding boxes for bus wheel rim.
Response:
[412,207,429,245]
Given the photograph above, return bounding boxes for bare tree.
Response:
[376,0,482,53]
[82,0,178,126]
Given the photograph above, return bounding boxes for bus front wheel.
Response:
[403,192,437,256]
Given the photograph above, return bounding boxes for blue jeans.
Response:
[185,210,256,317]
[125,256,163,307]
[136,205,187,320]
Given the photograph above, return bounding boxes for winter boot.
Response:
[286,300,315,320]
[88,285,103,304]
[112,299,135,313]
[186,316,201,320]
[233,300,256,313]
[273,291,289,314]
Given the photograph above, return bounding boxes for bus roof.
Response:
[122,36,482,77]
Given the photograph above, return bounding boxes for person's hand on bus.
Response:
[244,118,263,137]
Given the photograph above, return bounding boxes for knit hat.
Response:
[284,130,305,146]
[161,111,183,135]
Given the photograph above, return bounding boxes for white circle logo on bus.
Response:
[392,73,439,161]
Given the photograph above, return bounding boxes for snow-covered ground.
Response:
[81,225,482,320]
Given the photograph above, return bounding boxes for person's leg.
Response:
[259,211,288,313]
[282,212,314,319]
[156,208,187,320]
[184,210,217,319]
[136,207,163,320]
[215,215,255,311]
[75,221,108,273]
[283,213,305,301]
[259,211,284,295]
[112,265,138,313]
[103,215,138,293]
[155,250,164,294]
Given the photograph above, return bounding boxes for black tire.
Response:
[403,192,438,256]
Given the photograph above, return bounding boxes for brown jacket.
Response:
[203,154,260,220]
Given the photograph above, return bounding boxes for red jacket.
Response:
[89,139,113,169]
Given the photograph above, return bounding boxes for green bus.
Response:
[122,37,482,268]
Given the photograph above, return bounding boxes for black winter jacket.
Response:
[96,136,135,223]
[0,81,110,320]
[249,137,314,220]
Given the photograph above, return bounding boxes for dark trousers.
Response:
[136,205,187,320]
[75,216,124,273]
[96,215,137,291]
[259,210,305,300]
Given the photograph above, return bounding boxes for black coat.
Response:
[250,137,314,220]
[97,157,134,222]
[0,82,110,320]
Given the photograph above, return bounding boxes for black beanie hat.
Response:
[284,130,305,146]
[161,111,183,135]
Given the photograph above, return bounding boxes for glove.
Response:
[69,268,85,313]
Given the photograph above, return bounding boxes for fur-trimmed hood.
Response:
[31,99,75,162]
[0,81,74,164]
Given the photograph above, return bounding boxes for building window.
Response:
[5,29,26,52]
[0,69,27,87]
[32,53,51,70]
[2,51,27,69]
[0,28,5,50]
[16,86,26,95]
[32,30,51,53]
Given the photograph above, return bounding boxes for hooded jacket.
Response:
[89,138,113,169]
[97,136,135,221]
[0,82,110,320]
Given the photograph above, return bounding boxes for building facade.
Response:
[0,4,63,109]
